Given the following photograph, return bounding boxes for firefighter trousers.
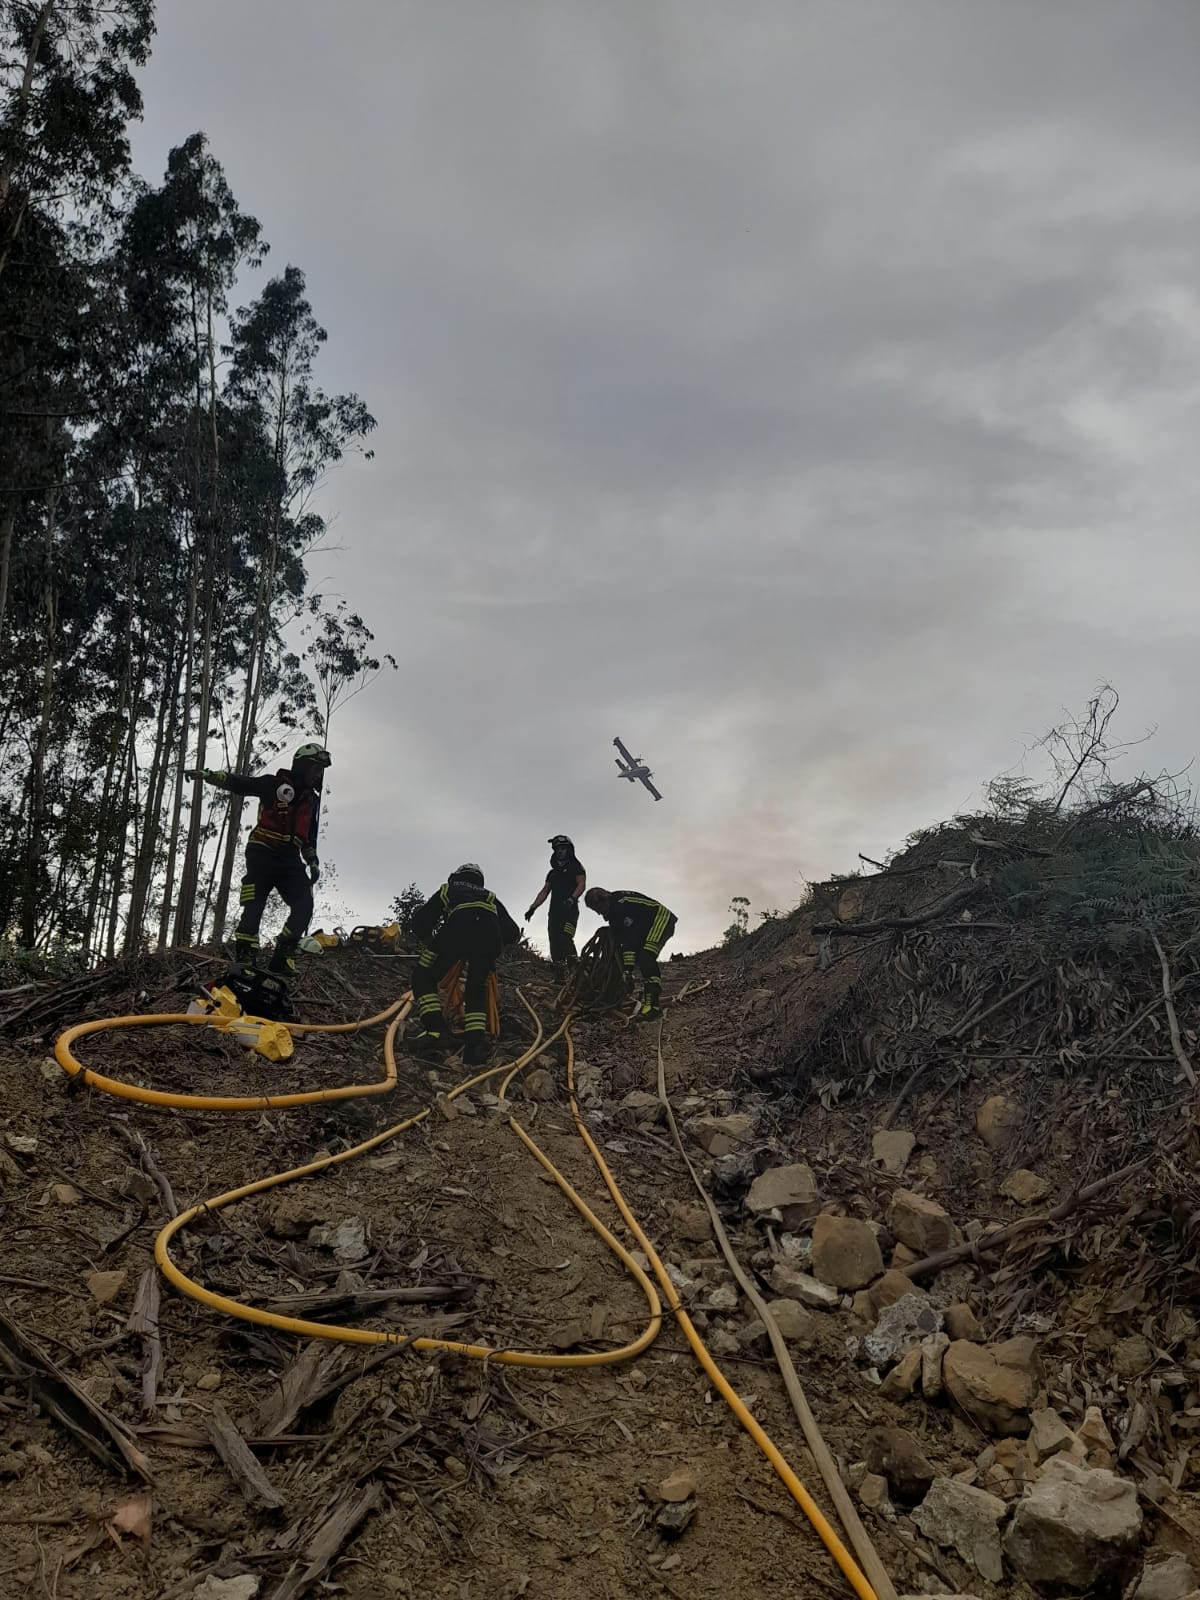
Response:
[234,843,313,971]
[548,896,579,971]
[620,909,677,1009]
[413,913,503,1040]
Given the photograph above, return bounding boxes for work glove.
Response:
[185,767,223,784]
[524,906,536,922]
[307,859,320,885]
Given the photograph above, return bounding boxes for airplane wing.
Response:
[613,736,635,764]
[639,775,663,802]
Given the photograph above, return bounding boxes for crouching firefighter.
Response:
[525,834,586,982]
[185,743,331,975]
[585,887,677,1020]
[409,865,521,1064]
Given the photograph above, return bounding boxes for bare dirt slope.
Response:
[0,915,1195,1600]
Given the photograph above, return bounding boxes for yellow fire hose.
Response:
[54,987,880,1600]
[54,999,409,1112]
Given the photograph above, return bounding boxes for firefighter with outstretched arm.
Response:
[525,834,586,982]
[409,864,521,1064]
[185,743,331,975]
[585,887,677,1020]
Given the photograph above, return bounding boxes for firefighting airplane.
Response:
[613,737,663,802]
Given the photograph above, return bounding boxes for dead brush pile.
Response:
[734,768,1200,1501]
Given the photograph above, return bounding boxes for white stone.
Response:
[914,1476,1007,1583]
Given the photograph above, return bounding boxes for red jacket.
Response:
[214,768,321,859]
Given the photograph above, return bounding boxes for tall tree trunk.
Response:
[126,633,177,954]
[20,481,58,947]
[0,508,14,638]
[211,504,282,942]
[81,541,136,956]
[0,0,57,283]
[157,543,196,948]
[172,268,224,946]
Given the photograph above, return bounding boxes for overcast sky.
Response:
[132,2,1200,952]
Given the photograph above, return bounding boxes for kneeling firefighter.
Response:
[585,887,677,1020]
[524,834,586,981]
[409,865,521,1064]
[186,743,331,975]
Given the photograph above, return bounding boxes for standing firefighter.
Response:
[585,887,676,1020]
[409,865,521,1064]
[186,744,331,975]
[525,834,586,982]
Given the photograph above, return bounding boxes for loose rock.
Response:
[1078,1406,1116,1467]
[195,1578,260,1600]
[547,1321,586,1351]
[1136,1557,1197,1600]
[770,1263,840,1310]
[1029,1407,1077,1463]
[522,1068,557,1102]
[975,1094,1022,1150]
[308,1217,367,1263]
[656,1466,697,1503]
[745,1163,821,1229]
[706,1285,739,1313]
[765,1299,817,1345]
[1113,1334,1154,1378]
[51,1182,81,1205]
[737,1319,769,1354]
[269,1190,330,1239]
[858,1472,892,1514]
[945,1302,984,1342]
[667,1202,713,1243]
[943,1338,1039,1437]
[196,1371,222,1392]
[915,1477,1007,1583]
[869,1268,920,1314]
[687,1112,755,1157]
[921,1332,950,1400]
[871,1129,916,1175]
[888,1189,959,1255]
[863,1294,943,1370]
[1004,1458,1142,1591]
[85,1269,126,1305]
[811,1214,884,1290]
[656,1500,696,1537]
[879,1347,922,1401]
[1000,1168,1050,1206]
[865,1425,934,1504]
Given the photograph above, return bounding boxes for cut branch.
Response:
[1146,925,1197,1089]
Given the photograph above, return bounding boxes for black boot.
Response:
[463,1034,489,1067]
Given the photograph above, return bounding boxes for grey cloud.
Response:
[133,1,1200,951]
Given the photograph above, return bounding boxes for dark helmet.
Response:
[548,834,574,852]
[453,862,484,886]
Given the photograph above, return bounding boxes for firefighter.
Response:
[524,834,586,981]
[185,743,330,975]
[584,886,677,1020]
[409,864,521,1064]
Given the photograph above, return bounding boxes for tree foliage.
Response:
[0,8,391,957]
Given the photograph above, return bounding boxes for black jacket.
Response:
[410,877,521,947]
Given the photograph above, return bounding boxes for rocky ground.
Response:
[0,930,1196,1600]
